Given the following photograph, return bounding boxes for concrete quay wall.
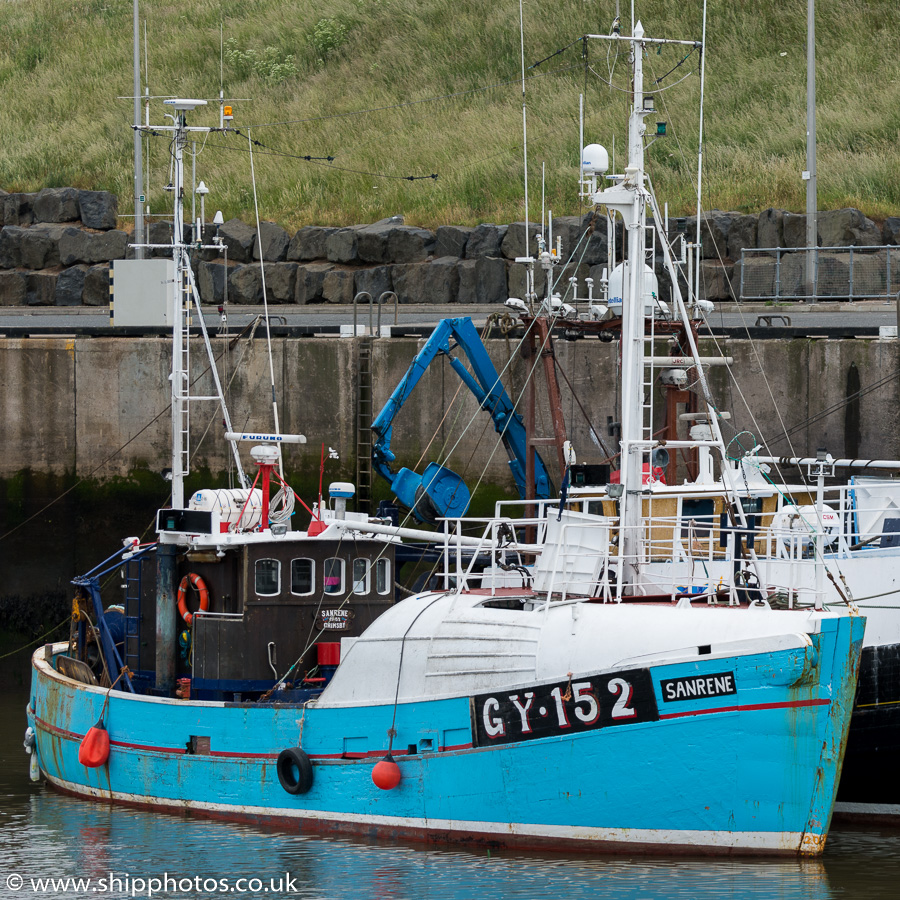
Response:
[1,335,897,492]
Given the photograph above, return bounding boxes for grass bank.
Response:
[0,0,897,229]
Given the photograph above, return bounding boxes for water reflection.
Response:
[3,687,900,900]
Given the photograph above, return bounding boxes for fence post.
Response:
[775,249,781,303]
[888,246,893,304]
[740,249,745,302]
[812,246,819,304]
[849,247,855,301]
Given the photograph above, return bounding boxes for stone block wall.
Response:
[2,185,898,307]
[0,188,120,307]
[186,213,613,307]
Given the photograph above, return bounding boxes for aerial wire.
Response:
[243,63,581,129]
[519,0,530,265]
[694,0,708,308]
[246,127,285,483]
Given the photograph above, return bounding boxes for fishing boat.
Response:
[26,21,865,855]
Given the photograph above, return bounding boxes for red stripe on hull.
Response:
[308,744,473,760]
[34,714,189,756]
[659,698,829,720]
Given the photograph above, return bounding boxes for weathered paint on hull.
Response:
[40,774,823,857]
[28,615,863,857]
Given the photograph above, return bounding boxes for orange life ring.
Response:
[177,573,209,626]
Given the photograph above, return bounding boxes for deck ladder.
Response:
[356,337,374,514]
[178,266,191,478]
[641,220,659,445]
[122,556,145,673]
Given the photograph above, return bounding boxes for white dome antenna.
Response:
[164,98,208,113]
[581,143,609,198]
[582,143,609,175]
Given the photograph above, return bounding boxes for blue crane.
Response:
[371,317,553,523]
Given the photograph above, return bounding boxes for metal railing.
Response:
[741,246,900,302]
[352,291,399,335]
[429,483,900,608]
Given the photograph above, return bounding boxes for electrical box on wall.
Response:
[110,259,173,327]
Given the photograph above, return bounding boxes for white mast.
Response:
[587,22,650,589]
[618,21,648,589]
[132,0,144,259]
[583,23,704,593]
[805,0,818,297]
[147,99,249,507]
[581,24,770,598]
[165,99,205,509]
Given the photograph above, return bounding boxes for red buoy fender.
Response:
[372,755,402,790]
[78,720,110,768]
[177,573,210,626]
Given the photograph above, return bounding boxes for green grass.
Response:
[0,0,897,230]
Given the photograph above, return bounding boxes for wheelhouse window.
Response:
[291,558,315,596]
[376,558,391,595]
[680,499,715,539]
[324,558,345,594]
[352,559,370,595]
[255,558,281,596]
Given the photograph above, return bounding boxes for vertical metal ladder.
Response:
[641,221,658,445]
[178,264,191,479]
[123,556,145,674]
[356,337,374,514]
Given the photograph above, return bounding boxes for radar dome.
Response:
[607,262,665,317]
[582,144,609,175]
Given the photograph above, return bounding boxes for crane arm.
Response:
[370,317,552,522]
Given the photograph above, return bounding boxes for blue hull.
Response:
[28,615,863,855]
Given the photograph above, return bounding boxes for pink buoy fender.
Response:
[371,754,402,790]
[78,720,110,768]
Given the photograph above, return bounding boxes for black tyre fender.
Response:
[276,747,313,795]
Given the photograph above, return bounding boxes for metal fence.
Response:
[740,246,900,302]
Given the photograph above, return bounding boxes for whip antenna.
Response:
[518,0,530,261]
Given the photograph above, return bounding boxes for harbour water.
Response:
[3,690,900,899]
